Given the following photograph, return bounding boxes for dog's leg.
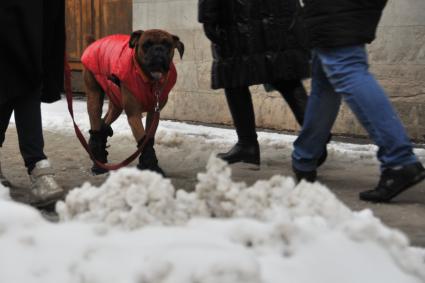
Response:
[83,68,112,175]
[122,86,145,142]
[145,98,167,129]
[83,69,104,131]
[103,102,122,126]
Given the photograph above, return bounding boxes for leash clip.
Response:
[154,84,161,113]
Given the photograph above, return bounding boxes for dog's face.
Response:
[129,29,184,81]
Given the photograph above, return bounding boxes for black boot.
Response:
[292,165,317,183]
[89,122,113,175]
[221,87,260,167]
[292,134,331,183]
[359,162,425,203]
[137,137,166,177]
[217,141,260,166]
[0,150,11,187]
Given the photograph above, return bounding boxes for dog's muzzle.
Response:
[144,44,172,79]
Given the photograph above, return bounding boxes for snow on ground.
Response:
[1,158,425,283]
[1,98,424,283]
[29,99,425,161]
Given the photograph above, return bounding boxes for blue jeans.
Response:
[292,45,417,172]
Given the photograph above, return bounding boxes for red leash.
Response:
[63,53,161,171]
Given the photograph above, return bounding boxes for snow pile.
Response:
[0,200,260,283]
[57,168,209,228]
[54,156,425,282]
[1,200,424,283]
[58,156,351,228]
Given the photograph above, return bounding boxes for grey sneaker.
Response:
[30,159,64,205]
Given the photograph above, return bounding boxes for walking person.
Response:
[0,0,66,205]
[292,0,425,202]
[198,0,317,168]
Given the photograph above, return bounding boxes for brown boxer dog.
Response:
[81,30,184,175]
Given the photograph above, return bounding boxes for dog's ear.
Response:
[172,35,185,59]
[129,30,144,48]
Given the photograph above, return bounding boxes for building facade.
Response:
[133,0,425,141]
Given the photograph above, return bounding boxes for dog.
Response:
[81,29,184,175]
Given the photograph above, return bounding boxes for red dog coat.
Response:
[81,34,177,112]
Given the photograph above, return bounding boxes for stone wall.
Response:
[133,0,425,141]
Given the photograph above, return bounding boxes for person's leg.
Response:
[273,79,332,167]
[0,102,14,148]
[317,45,424,202]
[0,101,14,186]
[317,45,417,169]
[272,79,307,126]
[13,93,64,204]
[217,86,260,166]
[224,86,257,144]
[292,52,342,181]
[13,95,47,173]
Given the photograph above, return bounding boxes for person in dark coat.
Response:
[292,0,425,202]
[0,0,65,205]
[198,0,313,167]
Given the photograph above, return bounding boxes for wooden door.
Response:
[66,0,132,71]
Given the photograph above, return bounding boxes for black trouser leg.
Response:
[272,79,308,126]
[224,86,257,144]
[219,87,260,165]
[14,95,47,173]
[0,102,14,147]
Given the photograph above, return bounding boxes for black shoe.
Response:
[91,163,109,175]
[359,162,425,203]
[137,138,166,177]
[89,134,109,175]
[0,158,11,187]
[217,142,260,166]
[89,122,113,175]
[293,166,317,183]
[137,162,166,177]
[0,176,12,188]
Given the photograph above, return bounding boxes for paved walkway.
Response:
[2,128,425,247]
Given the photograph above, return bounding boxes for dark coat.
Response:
[0,0,65,105]
[303,0,388,48]
[198,0,310,90]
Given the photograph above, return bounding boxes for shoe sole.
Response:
[230,162,260,171]
[360,170,425,203]
[30,191,66,209]
[91,167,109,176]
[0,179,12,188]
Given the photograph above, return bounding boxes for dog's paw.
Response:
[91,165,109,176]
[137,164,166,178]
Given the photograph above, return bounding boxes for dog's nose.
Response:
[152,45,167,54]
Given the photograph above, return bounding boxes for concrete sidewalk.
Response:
[2,128,425,247]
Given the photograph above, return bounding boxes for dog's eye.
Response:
[161,40,172,48]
